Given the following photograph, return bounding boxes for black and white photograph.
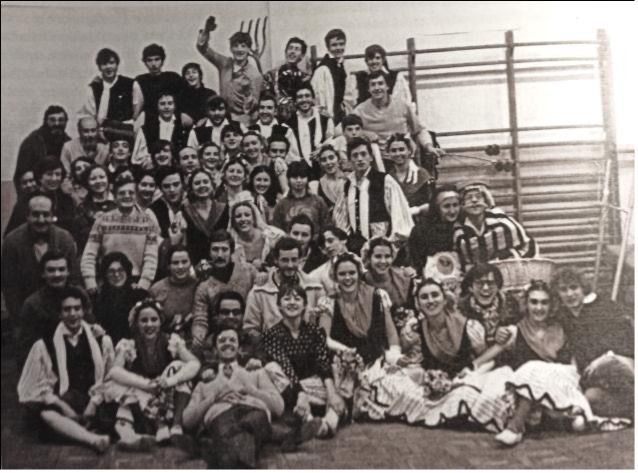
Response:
[1,1,635,469]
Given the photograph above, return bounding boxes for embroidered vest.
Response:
[344,169,391,227]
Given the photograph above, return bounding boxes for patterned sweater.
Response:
[81,205,159,290]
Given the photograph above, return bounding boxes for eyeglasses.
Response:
[473,279,497,289]
[219,309,242,316]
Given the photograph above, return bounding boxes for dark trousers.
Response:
[201,405,271,468]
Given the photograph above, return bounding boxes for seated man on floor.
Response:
[182,324,284,468]
[17,286,114,453]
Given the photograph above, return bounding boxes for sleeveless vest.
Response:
[90,76,135,122]
[344,169,391,227]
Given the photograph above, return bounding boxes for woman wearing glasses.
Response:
[458,263,517,345]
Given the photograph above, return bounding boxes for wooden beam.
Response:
[407,38,417,106]
[505,31,523,222]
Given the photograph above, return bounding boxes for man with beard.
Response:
[285,85,334,180]
[15,251,90,369]
[263,37,312,122]
[187,96,246,149]
[60,117,110,177]
[13,105,71,191]
[196,17,263,126]
[191,231,258,347]
[2,194,79,344]
[243,237,324,344]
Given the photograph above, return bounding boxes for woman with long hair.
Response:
[105,298,200,448]
[228,197,285,271]
[247,164,280,224]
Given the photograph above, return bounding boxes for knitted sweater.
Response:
[81,205,159,290]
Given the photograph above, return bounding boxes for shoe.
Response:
[91,435,111,454]
[495,429,523,447]
[117,435,156,452]
[171,433,198,457]
[155,425,171,444]
[298,418,323,443]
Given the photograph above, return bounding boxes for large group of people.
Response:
[2,17,634,468]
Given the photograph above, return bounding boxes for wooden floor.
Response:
[1,338,633,469]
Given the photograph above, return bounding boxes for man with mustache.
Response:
[13,105,71,192]
[191,231,258,348]
[243,237,325,345]
[60,117,110,178]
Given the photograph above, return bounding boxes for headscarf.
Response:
[460,181,496,209]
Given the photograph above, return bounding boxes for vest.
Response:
[149,198,173,239]
[141,118,189,154]
[44,331,101,395]
[286,113,330,180]
[344,169,392,227]
[194,118,242,145]
[317,55,346,124]
[330,289,388,365]
[135,71,185,117]
[354,70,399,105]
[248,123,289,138]
[90,76,135,122]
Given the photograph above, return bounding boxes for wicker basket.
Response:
[492,258,556,291]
